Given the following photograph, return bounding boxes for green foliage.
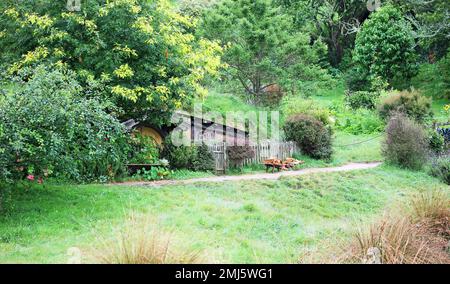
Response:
[353,5,418,87]
[161,137,214,172]
[382,113,428,170]
[335,109,384,135]
[276,0,368,67]
[192,143,215,172]
[427,130,445,154]
[0,66,129,182]
[378,90,433,124]
[176,0,220,17]
[135,167,171,181]
[199,0,333,102]
[129,133,160,164]
[344,91,379,110]
[428,156,450,185]
[0,0,223,126]
[398,0,450,59]
[161,137,198,170]
[281,96,333,126]
[411,49,450,100]
[284,114,333,160]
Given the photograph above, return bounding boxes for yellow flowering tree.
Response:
[0,0,223,126]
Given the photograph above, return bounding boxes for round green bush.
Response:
[283,114,333,160]
[344,91,378,110]
[161,137,198,170]
[0,66,130,182]
[192,143,215,172]
[382,112,428,170]
[161,137,215,172]
[378,90,433,124]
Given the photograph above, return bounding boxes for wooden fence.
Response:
[208,141,299,174]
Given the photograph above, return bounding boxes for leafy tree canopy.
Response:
[199,0,333,103]
[0,0,223,126]
[353,5,418,86]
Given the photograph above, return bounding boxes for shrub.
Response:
[427,130,445,154]
[344,91,378,110]
[382,113,428,170]
[192,143,215,172]
[226,145,255,168]
[281,96,333,126]
[411,50,450,99]
[135,167,171,181]
[92,214,202,264]
[335,109,384,135]
[0,67,129,182]
[429,156,450,185]
[345,66,372,92]
[378,90,433,123]
[129,133,160,164]
[284,114,333,160]
[161,138,215,172]
[161,137,198,170]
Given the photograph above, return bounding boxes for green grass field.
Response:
[0,166,447,264]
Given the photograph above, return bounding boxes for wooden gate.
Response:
[210,143,227,175]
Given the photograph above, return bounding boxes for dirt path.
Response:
[113,162,382,187]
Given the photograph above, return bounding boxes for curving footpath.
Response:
[113,162,382,187]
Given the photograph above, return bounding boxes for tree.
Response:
[0,0,223,127]
[0,66,130,182]
[393,0,450,60]
[199,0,332,104]
[352,5,418,86]
[276,0,369,67]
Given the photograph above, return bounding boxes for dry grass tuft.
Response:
[91,214,203,264]
[408,189,450,238]
[331,189,450,264]
[347,216,436,264]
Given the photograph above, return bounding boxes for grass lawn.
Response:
[0,165,447,264]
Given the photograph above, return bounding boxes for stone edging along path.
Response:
[112,162,382,187]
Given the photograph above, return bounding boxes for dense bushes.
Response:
[378,90,433,123]
[281,96,333,126]
[382,113,428,170]
[161,137,215,172]
[429,156,450,185]
[129,133,160,164]
[344,91,378,110]
[193,143,215,172]
[335,108,384,135]
[226,145,255,168]
[284,114,333,160]
[411,50,450,99]
[0,67,129,182]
